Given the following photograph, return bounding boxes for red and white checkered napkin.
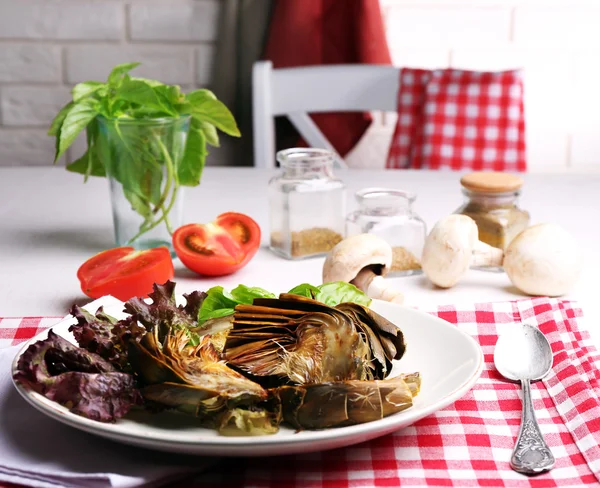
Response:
[178,298,600,488]
[3,297,600,487]
[386,68,527,172]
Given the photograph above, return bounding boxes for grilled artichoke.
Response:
[224,294,405,385]
[276,373,421,430]
[129,319,269,425]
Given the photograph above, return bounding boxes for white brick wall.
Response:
[1,0,598,172]
[0,0,221,167]
[375,0,600,172]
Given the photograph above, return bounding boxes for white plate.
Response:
[11,298,483,457]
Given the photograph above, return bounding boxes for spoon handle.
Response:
[510,379,555,474]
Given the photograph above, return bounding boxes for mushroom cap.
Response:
[322,233,392,284]
[503,223,581,297]
[421,214,479,288]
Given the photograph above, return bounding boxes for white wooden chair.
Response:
[252,60,400,169]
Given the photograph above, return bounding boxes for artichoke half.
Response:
[224,294,406,385]
[128,318,276,432]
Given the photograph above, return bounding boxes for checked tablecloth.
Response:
[1,297,600,487]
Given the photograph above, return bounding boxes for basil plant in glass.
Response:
[49,62,240,254]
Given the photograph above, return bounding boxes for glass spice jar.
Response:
[345,188,427,276]
[454,171,530,250]
[268,148,346,260]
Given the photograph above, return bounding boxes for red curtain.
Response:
[262,0,392,157]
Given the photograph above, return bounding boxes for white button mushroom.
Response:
[503,223,581,297]
[421,215,581,297]
[421,215,503,288]
[322,233,404,304]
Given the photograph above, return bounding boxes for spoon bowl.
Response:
[494,324,553,382]
[493,324,555,475]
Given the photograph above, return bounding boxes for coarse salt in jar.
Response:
[268,148,346,260]
[454,171,530,250]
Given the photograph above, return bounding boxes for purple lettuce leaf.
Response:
[14,330,142,422]
[69,305,145,372]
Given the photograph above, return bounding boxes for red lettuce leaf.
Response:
[14,330,141,422]
[69,305,145,372]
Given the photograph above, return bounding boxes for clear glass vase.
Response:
[96,115,190,255]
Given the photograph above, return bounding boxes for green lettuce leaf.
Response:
[313,282,371,307]
[287,283,320,298]
[198,285,276,324]
[198,282,370,324]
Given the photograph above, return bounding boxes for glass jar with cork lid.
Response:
[268,148,346,260]
[454,171,530,251]
[346,188,427,276]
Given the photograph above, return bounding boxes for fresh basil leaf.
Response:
[66,146,105,178]
[187,88,217,101]
[315,282,371,307]
[130,76,163,88]
[48,101,74,136]
[96,119,148,200]
[229,285,276,304]
[198,120,219,147]
[72,81,106,102]
[178,116,207,186]
[116,78,176,116]
[123,188,152,219]
[287,283,320,298]
[108,62,141,87]
[154,85,184,105]
[186,90,240,137]
[55,98,99,163]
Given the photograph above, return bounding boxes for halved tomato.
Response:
[77,247,174,301]
[172,212,261,276]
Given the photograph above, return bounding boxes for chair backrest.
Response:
[252,60,400,169]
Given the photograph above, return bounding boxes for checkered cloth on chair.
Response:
[386,68,527,172]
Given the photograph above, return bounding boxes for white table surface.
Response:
[1,167,598,346]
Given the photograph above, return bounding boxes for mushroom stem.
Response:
[351,268,404,304]
[471,240,504,268]
[366,276,404,304]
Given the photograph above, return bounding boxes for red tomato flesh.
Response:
[77,247,174,301]
[172,212,261,276]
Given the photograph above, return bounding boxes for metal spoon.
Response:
[493,323,555,475]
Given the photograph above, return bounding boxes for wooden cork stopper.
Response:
[460,172,524,193]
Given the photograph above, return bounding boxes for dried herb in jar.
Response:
[271,228,343,258]
[455,172,530,250]
[390,246,421,272]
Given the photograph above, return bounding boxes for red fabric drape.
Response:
[262,0,392,157]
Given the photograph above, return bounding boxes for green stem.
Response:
[153,137,173,217]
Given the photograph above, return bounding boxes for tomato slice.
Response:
[77,247,174,301]
[172,212,261,276]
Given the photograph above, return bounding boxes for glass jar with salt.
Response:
[268,148,346,259]
[345,188,427,276]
